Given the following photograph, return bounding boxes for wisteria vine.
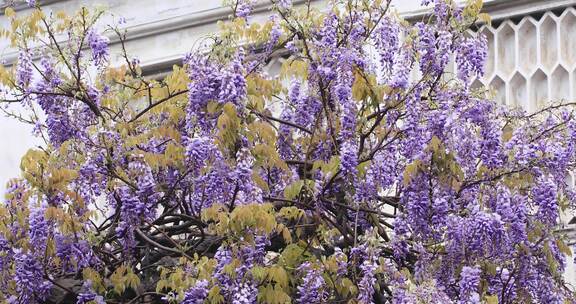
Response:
[0,0,575,303]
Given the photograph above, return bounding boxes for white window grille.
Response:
[466,7,576,110]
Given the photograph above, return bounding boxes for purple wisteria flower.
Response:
[296,262,327,303]
[459,266,481,304]
[182,280,210,304]
[87,29,110,66]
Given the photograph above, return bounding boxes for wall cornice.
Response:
[0,0,320,67]
[403,0,576,21]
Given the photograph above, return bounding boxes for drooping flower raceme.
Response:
[87,28,110,66]
[459,266,481,304]
[296,262,328,304]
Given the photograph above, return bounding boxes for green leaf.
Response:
[280,244,306,268]
[284,180,304,200]
[312,160,325,172]
[278,206,304,220]
[251,266,268,282]
[323,156,340,175]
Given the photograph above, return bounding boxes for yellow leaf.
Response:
[556,239,572,257]
[403,160,421,186]
[252,172,270,192]
[156,279,169,293]
[251,266,268,282]
[110,265,128,294]
[502,125,513,142]
[126,273,141,290]
[428,136,442,152]
[484,262,497,276]
[282,227,292,244]
[312,160,326,172]
[352,74,367,101]
[208,285,224,304]
[339,278,356,297]
[269,266,289,288]
[207,101,220,114]
[271,286,291,304]
[478,13,492,26]
[56,11,67,19]
[485,295,499,304]
[280,59,308,79]
[5,7,15,18]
